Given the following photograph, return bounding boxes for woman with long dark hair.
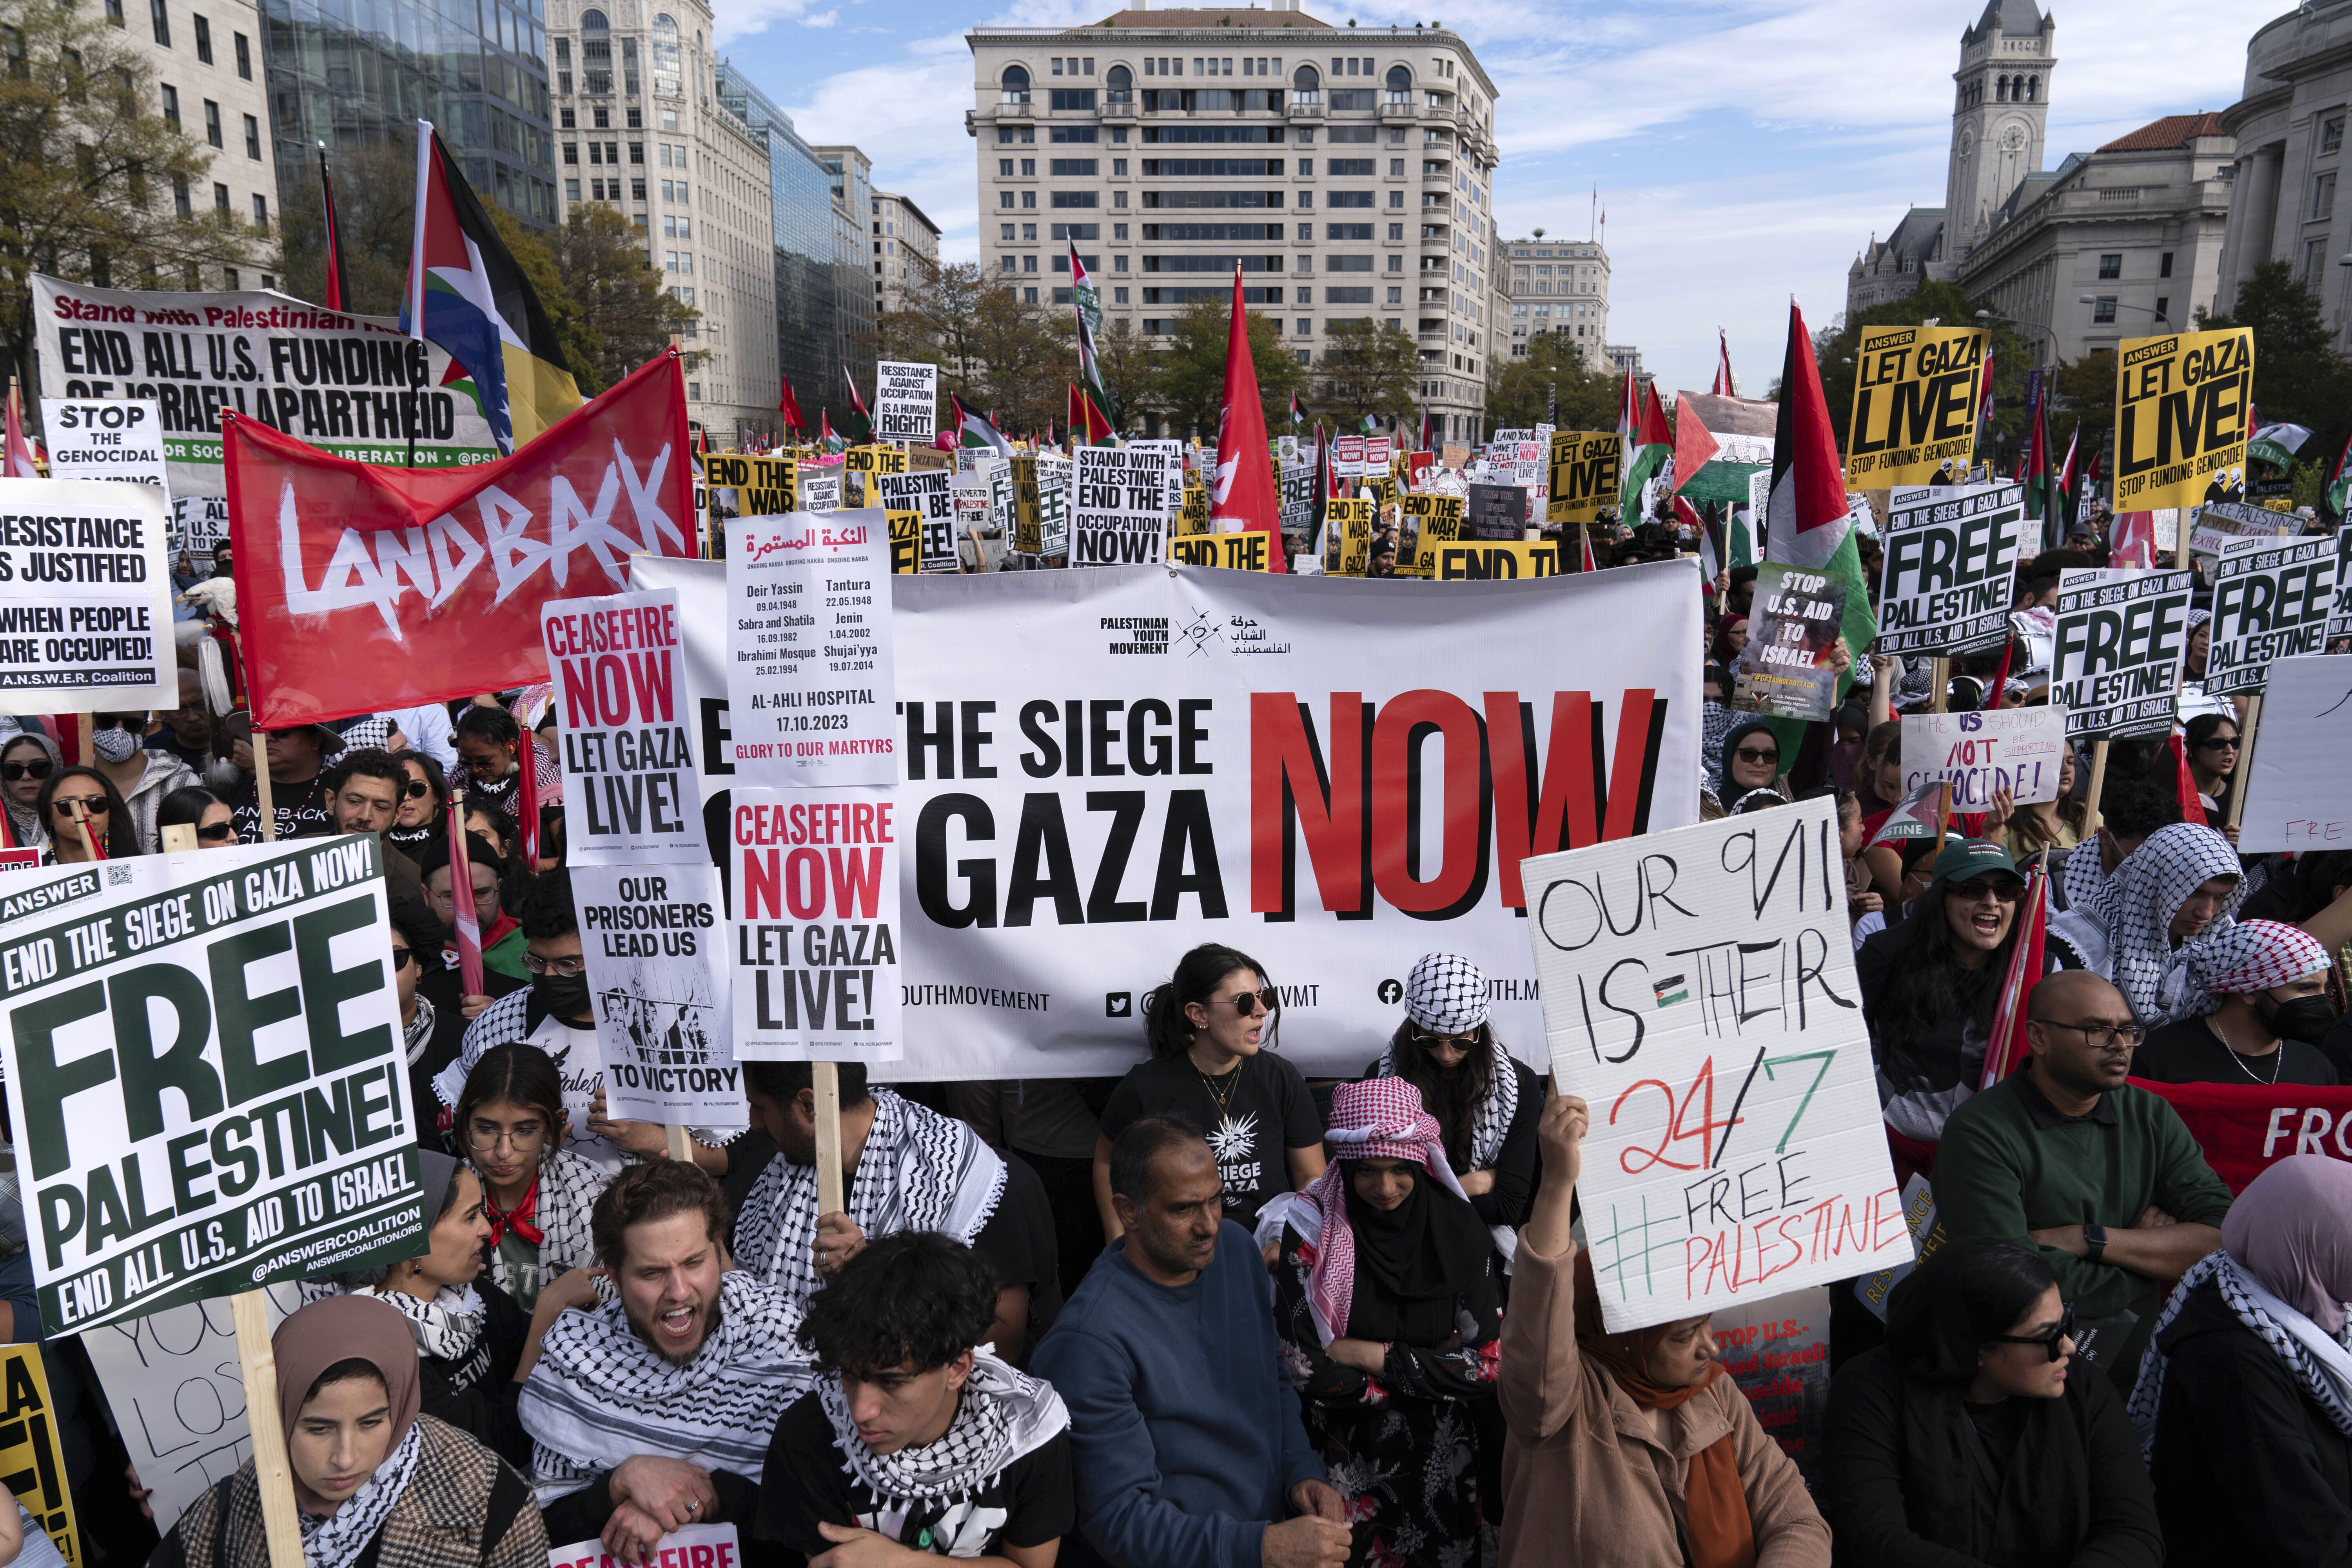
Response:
[1093,942,1326,1241]
[1985,745,2088,865]
[450,1043,609,1312]
[1822,1236,2161,1567]
[35,765,138,861]
[154,785,240,849]
[390,752,449,858]
[2182,711,2241,820]
[0,731,58,850]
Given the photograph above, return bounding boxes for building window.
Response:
[1291,64,1319,105]
[1020,157,1035,175]
[1024,287,1038,303]
[2317,171,2337,221]
[2096,253,2121,279]
[998,158,1013,176]
[192,13,209,60]
[566,178,581,201]
[1002,64,1030,105]
[203,99,220,147]
[150,0,168,45]
[581,9,611,94]
[161,84,179,127]
[1000,223,1015,240]
[2326,116,2346,155]
[251,192,267,229]
[172,176,190,216]
[1022,223,1037,239]
[1000,192,1014,208]
[2154,296,2170,321]
[243,113,258,158]
[1050,88,1095,110]
[1385,64,1411,103]
[1106,64,1131,104]
[2091,296,2116,324]
[1113,286,1129,303]
[1001,255,1016,272]
[2308,237,2330,285]
[1388,191,1403,208]
[2158,250,2174,278]
[652,14,681,97]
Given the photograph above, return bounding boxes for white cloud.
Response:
[803,9,838,25]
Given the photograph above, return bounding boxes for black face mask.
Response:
[535,971,593,1017]
[2261,993,2341,1046]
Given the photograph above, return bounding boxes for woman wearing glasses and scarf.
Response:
[449,1043,610,1314]
[34,766,137,862]
[0,731,60,850]
[1822,1236,2161,1568]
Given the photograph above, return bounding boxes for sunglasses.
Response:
[403,779,434,798]
[1953,878,2024,904]
[1733,747,1780,765]
[2,760,53,782]
[1411,1030,1476,1051]
[2196,737,2239,753]
[1219,988,1278,1016]
[1990,1303,2076,1362]
[194,820,235,842]
[53,796,110,816]
[388,945,415,971]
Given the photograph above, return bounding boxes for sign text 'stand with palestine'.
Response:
[0,837,422,1335]
[2112,328,2253,514]
[1521,799,1908,1332]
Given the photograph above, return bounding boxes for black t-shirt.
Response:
[755,1391,1073,1562]
[225,771,332,843]
[1099,1051,1324,1230]
[2134,1016,2340,1087]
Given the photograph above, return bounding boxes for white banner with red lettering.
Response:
[541,587,706,864]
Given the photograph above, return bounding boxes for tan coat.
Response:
[1498,1240,1831,1568]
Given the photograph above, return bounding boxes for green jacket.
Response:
[1933,1071,2232,1387]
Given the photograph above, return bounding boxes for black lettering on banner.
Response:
[2112,328,2254,511]
[2050,568,2195,740]
[1875,483,2026,655]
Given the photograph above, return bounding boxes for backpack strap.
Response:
[476,1463,532,1568]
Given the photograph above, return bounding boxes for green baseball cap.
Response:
[1930,837,2020,884]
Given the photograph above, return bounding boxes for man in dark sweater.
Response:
[1935,970,2234,1389]
[1032,1118,1347,1568]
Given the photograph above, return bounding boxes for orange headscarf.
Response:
[1573,1252,1757,1568]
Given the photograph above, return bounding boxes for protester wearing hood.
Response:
[2133,920,2341,1086]
[758,1233,1074,1567]
[2133,1155,2352,1565]
[1497,1095,1829,1568]
[2183,711,2241,822]
[448,1044,608,1312]
[0,731,60,851]
[1708,616,1747,667]
[152,1295,545,1568]
[1274,1079,1502,1566]
[1715,719,1786,810]
[2048,821,2245,1023]
[36,766,138,862]
[223,720,342,841]
[87,711,194,853]
[1822,1236,2161,1568]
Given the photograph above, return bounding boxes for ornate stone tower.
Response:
[1945,0,2057,264]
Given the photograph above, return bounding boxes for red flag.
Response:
[1979,863,2049,1090]
[1210,270,1285,571]
[2,381,36,478]
[227,350,696,728]
[1979,634,2014,713]
[820,409,835,446]
[444,793,485,996]
[1711,329,1733,397]
[779,377,806,435]
[1581,524,1599,573]
[2167,733,2212,826]
[1067,384,1083,446]
[1670,396,1718,495]
[1075,385,1112,444]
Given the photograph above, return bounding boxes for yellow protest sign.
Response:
[888,510,920,575]
[0,1347,77,1565]
[1011,455,1042,554]
[1169,531,1271,571]
[1436,541,1563,580]
[1322,498,1374,576]
[1547,432,1620,525]
[1176,481,1210,537]
[1843,325,1985,487]
[1399,492,1463,579]
[2112,328,2254,513]
[848,445,906,476]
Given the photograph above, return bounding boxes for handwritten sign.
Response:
[1898,707,2067,809]
[1521,798,1908,1332]
[2237,652,2352,852]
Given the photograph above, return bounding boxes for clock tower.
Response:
[1945,0,2056,265]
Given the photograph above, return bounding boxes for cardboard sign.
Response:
[1434,542,1562,580]
[1899,707,2068,809]
[40,398,169,495]
[875,471,954,573]
[1011,454,1044,555]
[1464,483,1529,541]
[1521,799,1908,1332]
[541,588,706,864]
[704,454,798,516]
[550,1523,740,1568]
[730,787,902,1063]
[0,1346,78,1564]
[0,477,176,714]
[724,512,895,790]
[2190,499,2292,561]
[1876,483,2026,655]
[1073,447,1169,568]
[2113,329,2253,513]
[1843,325,1985,487]
[1034,453,1072,558]
[1169,532,1271,571]
[2051,568,2194,740]
[2205,533,2339,697]
[1731,564,1848,722]
[573,860,743,1127]
[0,837,421,1334]
[1548,431,1619,527]
[2237,652,2352,851]
[872,361,937,444]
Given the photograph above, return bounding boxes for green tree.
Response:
[2198,260,2352,480]
[1807,281,2035,466]
[965,287,1071,440]
[274,140,413,315]
[1484,333,1617,431]
[1314,321,1419,428]
[1087,316,1161,433]
[544,207,699,394]
[1154,299,1304,439]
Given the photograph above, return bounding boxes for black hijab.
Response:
[1342,1162,1489,1345]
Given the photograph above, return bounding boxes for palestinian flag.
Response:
[818,410,845,453]
[1358,413,1377,435]
[1978,865,2050,1090]
[2249,420,2314,472]
[951,392,1013,457]
[2054,425,2081,535]
[403,121,581,454]
[842,366,873,445]
[1620,376,1671,518]
[2326,428,2352,524]
[1289,391,1303,432]
[1070,383,1112,445]
[1711,329,1733,397]
[2020,370,2056,550]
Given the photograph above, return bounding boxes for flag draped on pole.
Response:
[950,392,1013,456]
[1211,268,1286,571]
[779,377,806,436]
[1619,377,1671,518]
[1670,396,1718,496]
[1070,242,1110,423]
[1,381,36,477]
[1975,352,1996,470]
[1711,329,1733,397]
[1418,407,1434,452]
[2020,370,2056,549]
[402,122,581,456]
[842,366,874,445]
[2054,425,2081,535]
[2327,428,2352,525]
[318,142,350,314]
[1978,866,2049,1090]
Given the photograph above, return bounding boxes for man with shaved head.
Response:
[1932,969,2234,1388]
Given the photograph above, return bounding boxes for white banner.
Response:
[2238,653,2352,852]
[573,860,744,1127]
[39,398,169,492]
[872,361,937,444]
[1899,708,2068,809]
[543,588,707,864]
[2206,534,2340,697]
[1876,482,2025,656]
[1073,446,1170,567]
[0,477,176,713]
[630,556,1700,1079]
[1521,798,1907,1332]
[730,787,903,1063]
[2052,568,2194,740]
[724,512,895,789]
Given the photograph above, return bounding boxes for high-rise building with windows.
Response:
[114,0,280,290]
[872,191,940,314]
[965,6,1501,443]
[1501,234,1611,370]
[814,145,880,388]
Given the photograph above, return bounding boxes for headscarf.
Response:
[1708,616,1748,667]
[351,1154,488,1364]
[2069,822,2244,1021]
[1403,951,1490,1036]
[2169,919,2330,1019]
[1572,1251,1757,1568]
[1284,1079,1479,1347]
[272,1297,426,1568]
[0,731,60,850]
[1717,719,1783,801]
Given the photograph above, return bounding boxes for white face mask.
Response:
[93,727,140,764]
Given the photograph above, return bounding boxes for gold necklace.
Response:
[1195,1051,1243,1114]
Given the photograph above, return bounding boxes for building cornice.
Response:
[965,22,1495,100]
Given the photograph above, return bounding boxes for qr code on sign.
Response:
[106,864,135,887]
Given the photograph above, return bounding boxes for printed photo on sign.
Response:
[2112,329,2253,513]
[2052,567,2194,740]
[0,837,420,1334]
[2236,653,2352,852]
[1876,483,2025,656]
[541,588,706,864]
[1522,798,1909,1331]
[40,399,169,494]
[2204,533,2339,697]
[724,512,896,790]
[1900,708,2067,810]
[730,786,902,1064]
[872,361,938,444]
[1463,483,1528,541]
[573,860,744,1127]
[1842,325,1985,487]
[1073,447,1170,568]
[0,478,176,713]
[1730,563,1848,722]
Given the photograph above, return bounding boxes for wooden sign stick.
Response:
[1930,657,1951,716]
[813,1061,846,1218]
[2225,695,2262,832]
[2082,737,2112,840]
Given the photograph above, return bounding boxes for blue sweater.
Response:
[1031,1223,1323,1568]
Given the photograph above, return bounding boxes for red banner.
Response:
[2132,1077,2352,1193]
[226,352,695,727]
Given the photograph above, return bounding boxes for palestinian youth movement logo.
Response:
[1207,1113,1259,1163]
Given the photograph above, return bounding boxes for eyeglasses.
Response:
[1952,878,2025,904]
[1732,747,1779,765]
[2034,1018,2146,1049]
[1220,988,1277,1015]
[52,796,110,817]
[2,760,53,782]
[195,820,235,842]
[2196,737,2239,753]
[522,952,588,977]
[1990,1303,2076,1362]
[388,945,415,971]
[465,1122,546,1153]
[403,779,433,799]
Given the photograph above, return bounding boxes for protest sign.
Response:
[874,471,954,573]
[226,350,695,727]
[2134,1078,2352,1192]
[572,860,743,1127]
[2205,533,2339,696]
[1169,532,1272,571]
[1333,435,1366,477]
[0,478,176,713]
[1521,799,1907,1331]
[886,512,919,575]
[2330,527,2352,640]
[799,470,841,514]
[1713,1287,1831,1488]
[1398,493,1463,579]
[1842,325,1984,488]
[1011,455,1043,555]
[1899,707,2067,808]
[40,399,169,498]
[1405,450,1434,489]
[2112,329,2253,514]
[1547,432,1619,527]
[1034,453,1071,557]
[1321,498,1372,576]
[2051,568,2194,740]
[724,512,895,790]
[1731,563,1848,722]
[872,361,937,444]
[704,455,797,516]
[1853,1174,1943,1322]
[1875,482,2025,655]
[2236,652,2352,851]
[951,477,991,569]
[1072,447,1169,567]
[730,787,902,1064]
[0,837,421,1334]
[542,588,706,864]
[0,1346,77,1564]
[630,555,1701,1080]
[1464,483,1528,541]
[1433,542,1562,580]
[2190,499,2292,561]
[550,1523,741,1568]
[1278,461,1316,539]
[1177,481,1210,536]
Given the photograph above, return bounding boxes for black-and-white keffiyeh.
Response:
[2049,822,2244,1022]
[519,1270,817,1504]
[2128,1250,2352,1458]
[298,1419,421,1568]
[1701,702,1735,796]
[403,994,437,1066]
[818,1352,1068,1507]
[734,1089,1006,1307]
[481,1148,608,1298]
[358,1283,485,1363]
[1372,1035,1518,1172]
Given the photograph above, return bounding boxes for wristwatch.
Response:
[2083,1223,2109,1264]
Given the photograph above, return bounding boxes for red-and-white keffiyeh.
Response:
[1287,1078,1468,1346]
[2176,919,2331,1009]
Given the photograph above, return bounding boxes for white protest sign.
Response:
[1898,707,2068,809]
[0,477,176,713]
[724,511,895,789]
[573,860,744,1127]
[39,399,169,492]
[2237,653,2352,852]
[2205,533,2340,697]
[0,837,421,1334]
[1073,446,1170,567]
[799,471,842,513]
[1035,453,1072,557]
[1876,483,2025,656]
[2189,499,2292,561]
[872,361,937,444]
[875,471,954,573]
[541,588,706,864]
[1521,797,1907,1332]
[550,1523,741,1568]
[2329,528,2352,641]
[2051,567,2194,740]
[1334,435,1366,477]
[730,787,902,1063]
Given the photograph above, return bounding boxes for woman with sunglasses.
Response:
[2182,712,2241,824]
[1094,943,1327,1244]
[33,766,137,862]
[0,731,59,849]
[1715,719,1787,811]
[1822,1236,2160,1568]
[388,753,450,858]
[154,786,241,849]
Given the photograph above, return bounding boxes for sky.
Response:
[715,0,2271,398]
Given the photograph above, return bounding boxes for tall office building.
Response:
[873,191,940,314]
[546,0,776,443]
[965,7,1501,443]
[715,68,840,425]
[815,145,880,385]
[1501,233,1611,371]
[122,0,281,289]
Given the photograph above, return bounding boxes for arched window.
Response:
[1385,63,1410,103]
[1106,63,1131,103]
[1002,63,1030,104]
[651,13,680,96]
[580,9,610,93]
[2025,75,2037,101]
[1291,63,1319,103]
